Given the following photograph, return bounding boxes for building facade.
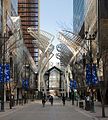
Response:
[0,0,19,102]
[85,0,108,104]
[11,0,18,16]
[73,0,84,35]
[18,0,39,66]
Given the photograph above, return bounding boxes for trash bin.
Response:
[85,101,91,111]
[90,101,95,112]
[79,101,84,109]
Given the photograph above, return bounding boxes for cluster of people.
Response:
[42,95,66,107]
[42,95,53,107]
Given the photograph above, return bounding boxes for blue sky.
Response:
[40,0,73,65]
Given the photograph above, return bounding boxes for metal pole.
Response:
[24,59,26,104]
[97,0,105,117]
[85,32,96,112]
[1,33,5,111]
[89,38,94,112]
[9,56,12,109]
[9,79,12,109]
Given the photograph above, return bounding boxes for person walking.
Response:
[42,97,46,107]
[49,96,53,106]
[62,96,65,106]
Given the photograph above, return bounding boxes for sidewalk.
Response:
[89,101,108,120]
[0,100,35,117]
[0,99,108,120]
[72,100,108,120]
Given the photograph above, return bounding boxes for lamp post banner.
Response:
[5,64,10,82]
[70,80,77,89]
[86,64,98,85]
[0,64,3,82]
[22,79,29,90]
[0,63,10,83]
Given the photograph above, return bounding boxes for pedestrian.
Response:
[42,97,46,107]
[62,96,65,106]
[85,94,90,111]
[49,96,53,106]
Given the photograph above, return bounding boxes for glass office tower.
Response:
[73,0,84,34]
[11,0,18,16]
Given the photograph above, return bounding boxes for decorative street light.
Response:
[0,33,6,111]
[0,33,8,111]
[85,31,97,112]
[97,52,106,118]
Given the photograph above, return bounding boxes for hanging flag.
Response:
[70,80,77,89]
[0,64,10,83]
[92,64,98,85]
[0,64,3,82]
[86,64,91,85]
[22,79,29,90]
[86,64,98,85]
[5,64,10,82]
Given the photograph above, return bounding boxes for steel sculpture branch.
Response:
[56,45,72,62]
[39,53,54,97]
[58,32,77,54]
[27,28,54,51]
[56,43,73,57]
[27,27,54,96]
[62,30,88,53]
[56,43,73,67]
[56,53,70,66]
[57,31,88,65]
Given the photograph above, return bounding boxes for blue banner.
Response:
[86,64,91,85]
[5,64,10,82]
[70,80,77,89]
[92,64,98,84]
[22,79,29,90]
[86,64,98,85]
[0,64,10,83]
[0,64,3,82]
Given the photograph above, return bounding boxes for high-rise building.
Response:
[0,0,2,33]
[11,0,18,16]
[73,0,84,36]
[98,0,108,53]
[18,0,39,65]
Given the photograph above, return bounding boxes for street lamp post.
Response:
[85,31,96,112]
[1,33,6,111]
[97,52,106,117]
[9,53,13,109]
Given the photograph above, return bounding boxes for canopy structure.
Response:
[56,43,73,67]
[56,30,88,92]
[27,28,54,54]
[27,27,54,96]
[57,30,87,66]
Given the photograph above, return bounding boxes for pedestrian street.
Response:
[0,99,96,120]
